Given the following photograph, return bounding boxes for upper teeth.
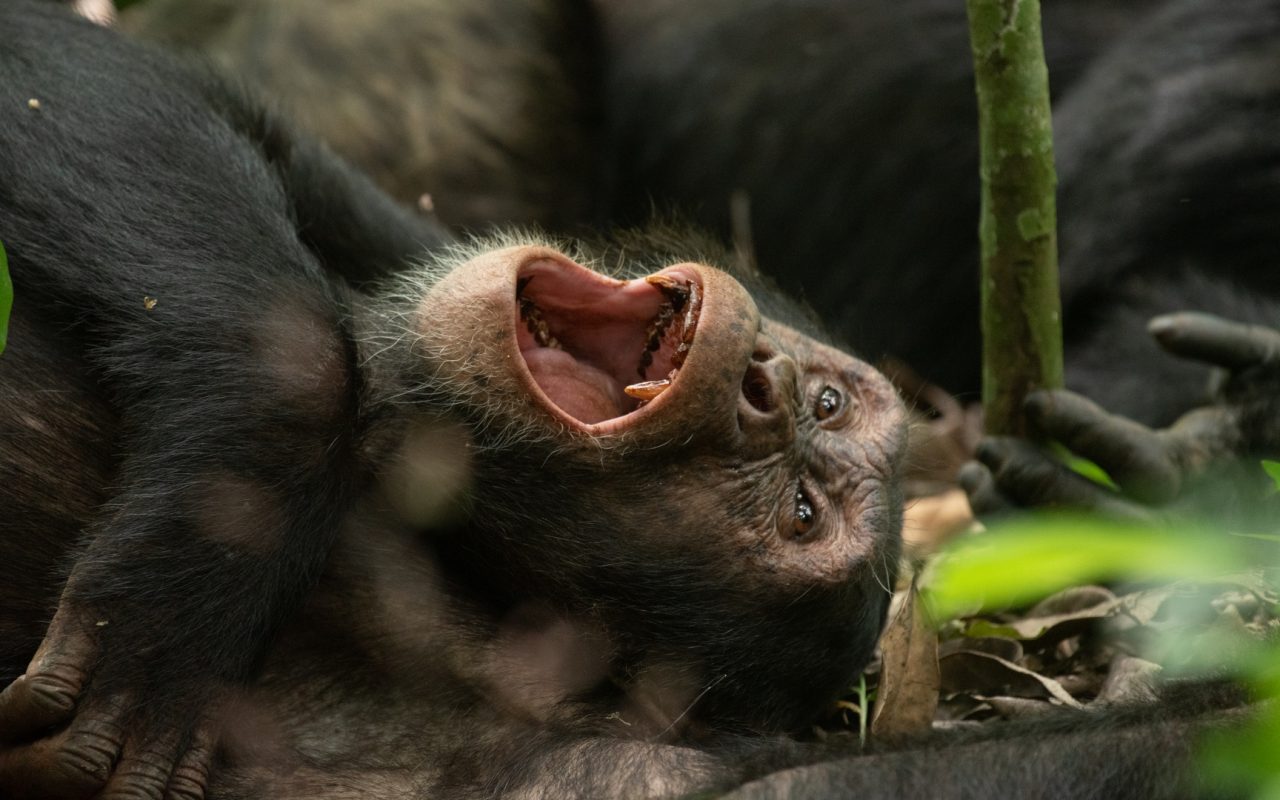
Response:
[519,295,561,349]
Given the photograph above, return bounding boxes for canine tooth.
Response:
[647,274,690,311]
[624,379,671,402]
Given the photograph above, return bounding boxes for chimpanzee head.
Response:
[391,238,906,734]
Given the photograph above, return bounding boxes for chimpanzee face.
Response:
[409,243,907,732]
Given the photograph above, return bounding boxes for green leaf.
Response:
[1050,442,1118,490]
[854,674,869,747]
[1063,455,1119,490]
[0,240,12,356]
[1263,460,1280,492]
[923,514,1248,620]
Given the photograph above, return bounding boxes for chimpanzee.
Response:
[126,0,1280,431]
[3,3,1280,800]
[0,4,908,797]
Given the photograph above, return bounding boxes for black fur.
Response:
[0,2,449,794]
[0,2,1274,799]
[600,0,1280,426]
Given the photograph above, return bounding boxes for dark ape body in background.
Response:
[124,0,604,232]
[128,0,1280,429]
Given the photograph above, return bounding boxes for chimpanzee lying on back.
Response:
[1,4,903,797]
[1,3,1278,799]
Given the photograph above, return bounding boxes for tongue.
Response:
[523,348,629,424]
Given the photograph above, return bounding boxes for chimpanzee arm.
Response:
[194,78,455,286]
[200,685,1240,800]
[282,137,454,285]
[0,5,434,798]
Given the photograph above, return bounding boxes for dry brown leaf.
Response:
[980,695,1055,719]
[1029,585,1117,616]
[1105,587,1180,634]
[939,636,1023,663]
[870,578,939,738]
[938,651,1084,709]
[964,596,1117,645]
[1055,671,1105,698]
[1096,656,1162,705]
[902,489,975,556]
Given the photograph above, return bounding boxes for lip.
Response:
[506,253,709,435]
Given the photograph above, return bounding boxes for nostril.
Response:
[741,365,774,413]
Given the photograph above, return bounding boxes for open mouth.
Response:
[515,258,703,426]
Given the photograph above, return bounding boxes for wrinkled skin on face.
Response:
[400,244,908,733]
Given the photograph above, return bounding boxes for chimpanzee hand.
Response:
[960,312,1280,518]
[0,595,222,799]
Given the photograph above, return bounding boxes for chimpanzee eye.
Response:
[793,489,816,538]
[815,386,842,420]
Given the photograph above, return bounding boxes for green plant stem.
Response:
[966,0,1064,436]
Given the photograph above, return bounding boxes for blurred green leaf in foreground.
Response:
[1262,460,1280,492]
[923,515,1248,621]
[925,509,1280,799]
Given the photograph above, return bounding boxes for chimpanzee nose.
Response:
[737,347,798,448]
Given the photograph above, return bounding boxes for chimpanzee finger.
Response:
[0,676,73,746]
[0,693,217,800]
[99,720,202,800]
[0,694,131,799]
[1024,390,1181,504]
[1148,312,1280,371]
[957,461,1012,519]
[0,609,95,745]
[976,438,1152,521]
[1161,405,1244,476]
[165,717,219,800]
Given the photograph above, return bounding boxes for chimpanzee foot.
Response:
[0,606,218,800]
